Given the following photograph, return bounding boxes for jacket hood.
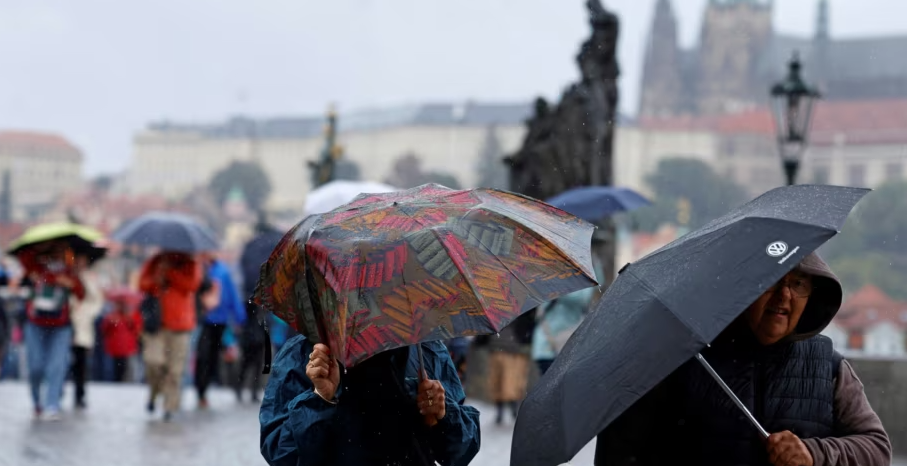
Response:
[787,252,843,341]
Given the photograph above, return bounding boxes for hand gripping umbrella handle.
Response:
[695,353,770,439]
[416,344,439,427]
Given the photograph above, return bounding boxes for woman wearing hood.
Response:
[595,253,891,466]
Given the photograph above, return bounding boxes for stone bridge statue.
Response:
[505,0,621,284]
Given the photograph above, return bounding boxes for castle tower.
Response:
[638,0,685,118]
[695,0,773,115]
[812,0,831,88]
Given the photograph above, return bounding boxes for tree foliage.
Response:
[820,180,907,299]
[208,160,272,211]
[631,157,750,232]
[384,153,462,190]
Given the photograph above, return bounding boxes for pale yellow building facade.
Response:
[0,131,83,221]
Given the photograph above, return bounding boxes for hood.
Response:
[787,252,843,341]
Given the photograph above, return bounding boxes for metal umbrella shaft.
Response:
[695,353,770,439]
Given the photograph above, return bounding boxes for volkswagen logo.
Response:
[766,241,788,257]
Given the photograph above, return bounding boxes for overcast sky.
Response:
[1,0,905,175]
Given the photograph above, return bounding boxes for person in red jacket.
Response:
[138,252,203,422]
[101,289,143,382]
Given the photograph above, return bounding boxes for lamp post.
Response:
[770,52,821,186]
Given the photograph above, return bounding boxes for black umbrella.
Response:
[510,184,868,466]
[112,211,219,254]
[240,228,283,298]
[239,220,285,375]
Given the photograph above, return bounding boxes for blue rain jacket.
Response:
[260,335,481,466]
[203,260,246,326]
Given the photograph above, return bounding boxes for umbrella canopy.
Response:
[545,186,651,222]
[8,222,104,256]
[303,180,398,217]
[240,228,284,298]
[255,183,598,368]
[112,211,219,254]
[511,184,868,466]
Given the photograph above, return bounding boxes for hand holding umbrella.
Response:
[306,343,340,403]
[416,369,446,426]
[307,341,448,427]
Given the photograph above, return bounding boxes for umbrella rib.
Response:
[624,267,707,342]
[749,215,840,233]
[395,208,442,344]
[457,215,547,312]
[479,195,595,279]
[426,228,494,331]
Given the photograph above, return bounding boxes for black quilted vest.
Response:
[669,332,839,466]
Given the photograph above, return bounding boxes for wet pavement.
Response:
[0,381,593,466]
[1,381,900,466]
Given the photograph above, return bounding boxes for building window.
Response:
[885,162,903,182]
[847,164,866,187]
[813,166,830,184]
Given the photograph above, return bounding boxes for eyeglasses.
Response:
[766,275,813,298]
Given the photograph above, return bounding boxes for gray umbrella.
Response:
[112,211,219,254]
[511,184,869,466]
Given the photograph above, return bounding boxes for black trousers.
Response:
[194,324,225,400]
[236,343,264,395]
[112,357,129,382]
[71,346,89,403]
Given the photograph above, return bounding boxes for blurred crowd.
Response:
[0,227,299,422]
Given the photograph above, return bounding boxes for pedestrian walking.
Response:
[138,252,203,421]
[18,242,83,421]
[101,288,143,382]
[69,254,104,408]
[193,253,245,409]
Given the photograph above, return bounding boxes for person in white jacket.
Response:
[69,255,104,409]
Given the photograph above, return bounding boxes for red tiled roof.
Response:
[638,99,907,146]
[0,131,82,159]
[834,285,907,331]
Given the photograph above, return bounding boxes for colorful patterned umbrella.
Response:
[254,184,598,367]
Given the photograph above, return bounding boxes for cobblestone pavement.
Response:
[0,381,899,466]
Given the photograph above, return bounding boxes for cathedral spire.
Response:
[815,0,830,40]
[638,0,684,117]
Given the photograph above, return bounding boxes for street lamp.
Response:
[770,52,821,186]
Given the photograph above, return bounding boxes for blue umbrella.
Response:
[112,211,219,254]
[545,186,651,222]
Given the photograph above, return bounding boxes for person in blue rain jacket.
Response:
[260,335,481,466]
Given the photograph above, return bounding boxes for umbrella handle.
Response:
[695,353,770,439]
[416,345,439,427]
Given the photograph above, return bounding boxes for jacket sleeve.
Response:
[221,270,247,325]
[424,342,481,466]
[260,336,339,466]
[802,360,892,466]
[138,256,162,294]
[167,259,204,293]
